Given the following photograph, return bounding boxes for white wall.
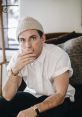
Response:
[19,0,82,33]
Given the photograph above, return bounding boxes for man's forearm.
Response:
[36,93,65,113]
[2,75,21,101]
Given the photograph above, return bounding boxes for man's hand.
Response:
[13,49,36,74]
[17,107,37,117]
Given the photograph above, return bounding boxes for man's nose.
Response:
[25,41,32,48]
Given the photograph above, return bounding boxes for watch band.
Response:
[35,108,40,117]
[33,105,40,117]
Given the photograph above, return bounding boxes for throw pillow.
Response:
[63,36,82,85]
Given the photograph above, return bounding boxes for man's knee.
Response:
[0,96,10,108]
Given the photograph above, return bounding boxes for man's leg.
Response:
[11,93,70,117]
[0,92,38,117]
[0,94,71,117]
[8,91,39,116]
[0,96,12,117]
[0,92,47,117]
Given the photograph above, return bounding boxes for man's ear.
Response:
[42,34,46,43]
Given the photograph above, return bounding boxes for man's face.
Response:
[18,29,45,59]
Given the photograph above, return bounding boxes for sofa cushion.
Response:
[62,36,82,85]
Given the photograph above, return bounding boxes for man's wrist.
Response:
[11,68,19,76]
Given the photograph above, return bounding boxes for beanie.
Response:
[16,17,44,38]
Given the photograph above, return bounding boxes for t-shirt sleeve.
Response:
[52,51,73,78]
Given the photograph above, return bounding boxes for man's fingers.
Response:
[22,57,35,63]
[21,49,34,55]
[21,53,36,59]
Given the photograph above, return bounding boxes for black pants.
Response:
[0,92,70,117]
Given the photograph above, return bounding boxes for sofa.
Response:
[18,31,82,117]
[46,31,82,117]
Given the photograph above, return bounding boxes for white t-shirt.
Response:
[7,44,75,101]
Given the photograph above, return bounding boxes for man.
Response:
[0,17,75,117]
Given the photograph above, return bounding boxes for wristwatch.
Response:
[33,105,40,117]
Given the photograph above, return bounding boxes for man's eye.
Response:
[31,36,36,41]
[19,38,25,42]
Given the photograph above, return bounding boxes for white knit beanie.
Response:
[16,17,44,38]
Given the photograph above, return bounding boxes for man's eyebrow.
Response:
[19,37,25,39]
[29,35,37,38]
[18,35,37,40]
[18,37,25,41]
